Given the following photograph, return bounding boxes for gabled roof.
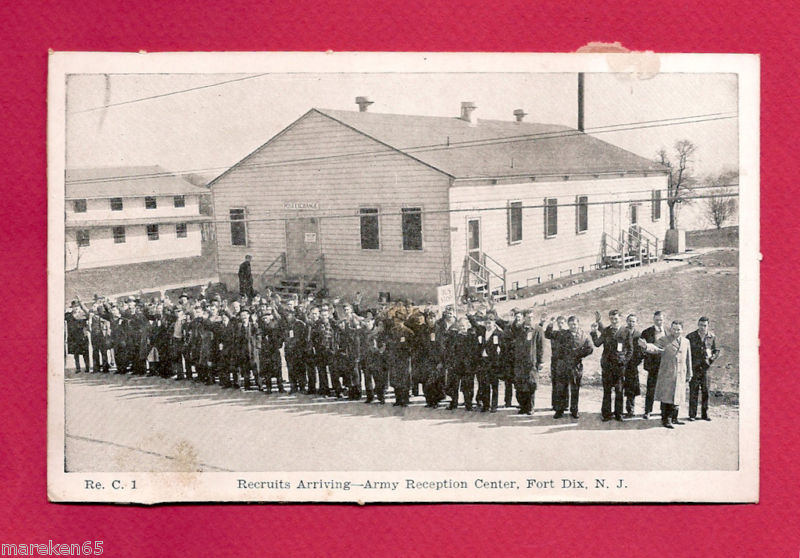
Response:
[314,109,666,180]
[66,166,209,200]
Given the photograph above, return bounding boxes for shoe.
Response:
[524,411,532,416]
[480,407,487,413]
[465,405,473,411]
[517,409,525,415]
[642,413,649,419]
[571,412,579,419]
[553,411,564,419]
[602,417,612,422]
[687,417,696,421]
[614,416,623,422]
[490,408,497,413]
[663,422,674,429]
[673,419,685,425]
[625,411,634,418]
[701,416,712,421]
[392,401,401,407]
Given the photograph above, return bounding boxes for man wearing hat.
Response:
[507,310,544,415]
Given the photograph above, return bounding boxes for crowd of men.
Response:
[65,287,721,429]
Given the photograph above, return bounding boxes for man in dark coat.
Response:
[545,315,567,410]
[258,308,284,393]
[508,310,544,415]
[283,308,308,394]
[233,309,261,390]
[687,316,721,421]
[591,309,635,422]
[640,310,667,419]
[238,255,254,299]
[474,313,505,413]
[553,316,594,418]
[65,297,90,373]
[622,313,644,418]
[359,312,387,404]
[446,318,479,411]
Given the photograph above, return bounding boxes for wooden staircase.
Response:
[258,252,327,298]
[460,251,508,302]
[602,225,661,269]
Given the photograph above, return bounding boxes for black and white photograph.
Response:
[47,52,759,503]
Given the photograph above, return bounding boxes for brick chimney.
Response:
[577,73,585,132]
[460,101,478,127]
[513,108,528,123]
[355,96,374,112]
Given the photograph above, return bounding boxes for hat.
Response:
[179,292,189,299]
[213,294,222,302]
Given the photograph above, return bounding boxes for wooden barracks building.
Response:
[211,92,669,304]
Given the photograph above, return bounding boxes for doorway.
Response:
[285,218,320,275]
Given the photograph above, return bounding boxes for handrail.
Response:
[465,253,507,297]
[259,252,287,285]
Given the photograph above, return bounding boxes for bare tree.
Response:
[702,169,739,229]
[656,140,698,229]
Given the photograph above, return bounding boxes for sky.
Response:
[65,71,739,227]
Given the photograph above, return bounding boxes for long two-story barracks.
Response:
[211,98,669,304]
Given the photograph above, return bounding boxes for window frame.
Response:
[109,197,123,211]
[73,199,87,213]
[544,197,558,238]
[173,195,186,208]
[507,200,523,245]
[401,206,424,251]
[359,206,381,251]
[651,189,662,221]
[112,226,126,244]
[229,207,248,247]
[146,224,160,241]
[76,229,90,247]
[176,223,188,238]
[145,196,157,210]
[575,195,589,234]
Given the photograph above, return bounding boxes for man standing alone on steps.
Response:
[238,255,254,299]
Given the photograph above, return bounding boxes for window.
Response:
[230,208,247,246]
[507,201,523,244]
[173,195,185,208]
[652,190,662,221]
[112,226,125,244]
[73,199,87,213]
[360,208,380,250]
[176,223,187,238]
[146,224,159,241]
[145,196,157,209]
[76,229,90,247]
[401,207,422,251]
[544,198,558,238]
[576,195,588,233]
[110,197,123,211]
[630,204,639,225]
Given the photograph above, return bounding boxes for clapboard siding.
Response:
[212,111,452,288]
[448,175,669,288]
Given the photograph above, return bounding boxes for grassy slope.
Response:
[538,249,739,396]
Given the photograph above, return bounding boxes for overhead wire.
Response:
[65,112,738,185]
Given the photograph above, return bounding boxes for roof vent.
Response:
[513,108,527,123]
[460,101,478,127]
[355,96,374,112]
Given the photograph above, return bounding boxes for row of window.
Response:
[72,195,186,213]
[226,191,663,250]
[509,191,662,242]
[75,224,188,247]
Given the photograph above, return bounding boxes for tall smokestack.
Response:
[577,73,585,132]
[355,96,374,112]
[513,108,527,123]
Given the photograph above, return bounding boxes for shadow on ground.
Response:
[67,371,669,435]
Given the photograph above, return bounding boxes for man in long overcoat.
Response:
[508,310,544,415]
[640,310,667,419]
[640,320,693,428]
[553,316,594,418]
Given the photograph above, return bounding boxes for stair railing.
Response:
[259,252,287,290]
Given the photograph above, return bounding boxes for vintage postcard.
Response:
[47,51,759,503]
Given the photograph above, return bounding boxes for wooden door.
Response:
[467,218,484,281]
[285,218,320,275]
